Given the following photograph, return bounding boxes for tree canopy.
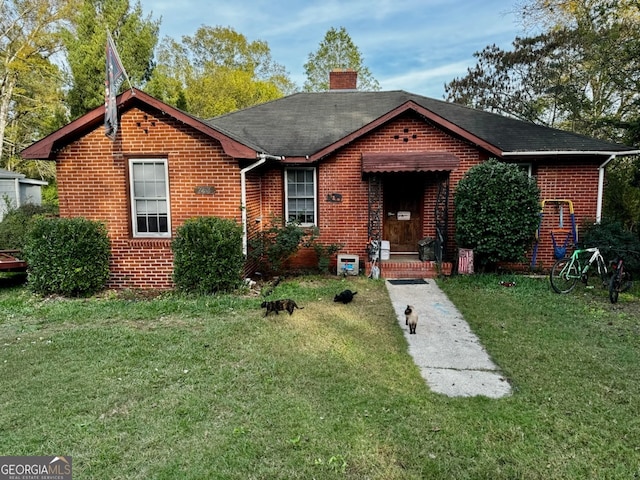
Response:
[146,26,295,118]
[0,0,75,173]
[445,0,640,145]
[62,0,160,118]
[303,26,379,92]
[446,0,640,237]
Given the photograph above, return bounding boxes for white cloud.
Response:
[379,60,473,97]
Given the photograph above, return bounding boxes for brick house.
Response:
[21,71,639,289]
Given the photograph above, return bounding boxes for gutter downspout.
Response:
[596,155,616,224]
[15,178,21,208]
[240,153,283,256]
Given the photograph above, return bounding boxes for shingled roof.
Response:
[207,90,637,160]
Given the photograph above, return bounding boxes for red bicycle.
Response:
[609,257,633,304]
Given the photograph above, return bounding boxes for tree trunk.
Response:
[0,72,16,166]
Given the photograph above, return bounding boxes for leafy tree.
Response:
[445,1,640,144]
[581,218,640,272]
[604,156,640,234]
[2,54,65,182]
[303,26,379,92]
[454,159,541,269]
[62,0,160,117]
[146,26,295,118]
[516,0,640,31]
[447,0,640,245]
[1,0,75,170]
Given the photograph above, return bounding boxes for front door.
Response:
[383,174,423,252]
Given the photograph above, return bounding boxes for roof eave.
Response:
[502,149,640,157]
[18,178,48,186]
[21,89,257,160]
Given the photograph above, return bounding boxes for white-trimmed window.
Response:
[285,168,316,226]
[129,158,171,237]
[516,163,533,177]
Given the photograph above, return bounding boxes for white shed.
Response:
[0,169,48,222]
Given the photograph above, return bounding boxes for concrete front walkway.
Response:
[385,279,512,398]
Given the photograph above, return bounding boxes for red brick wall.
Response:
[56,106,243,289]
[529,161,600,269]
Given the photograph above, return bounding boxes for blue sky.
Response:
[138,0,523,98]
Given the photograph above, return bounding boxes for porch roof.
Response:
[361,152,460,173]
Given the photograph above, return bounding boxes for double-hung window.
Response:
[129,158,171,237]
[285,168,316,226]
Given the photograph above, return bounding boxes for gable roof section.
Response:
[207,90,638,160]
[21,89,256,160]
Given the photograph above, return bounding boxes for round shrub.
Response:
[23,217,111,296]
[455,159,541,269]
[172,217,244,294]
[0,203,57,250]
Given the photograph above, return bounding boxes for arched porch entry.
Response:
[362,152,459,277]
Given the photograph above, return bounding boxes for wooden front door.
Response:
[383,175,423,252]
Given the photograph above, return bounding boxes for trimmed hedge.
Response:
[172,217,244,294]
[23,217,111,296]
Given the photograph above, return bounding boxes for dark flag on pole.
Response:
[105,31,130,140]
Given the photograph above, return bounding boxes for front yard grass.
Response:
[0,274,638,479]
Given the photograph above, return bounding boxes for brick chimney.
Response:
[329,69,357,90]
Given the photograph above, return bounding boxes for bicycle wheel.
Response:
[550,257,579,293]
[609,271,621,303]
[597,257,610,288]
[620,271,633,293]
[610,270,633,303]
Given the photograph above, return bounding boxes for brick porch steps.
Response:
[365,256,453,279]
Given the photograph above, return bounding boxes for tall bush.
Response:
[172,217,244,294]
[23,217,110,296]
[581,219,640,273]
[603,156,640,234]
[455,159,541,269]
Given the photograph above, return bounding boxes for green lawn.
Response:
[0,273,638,479]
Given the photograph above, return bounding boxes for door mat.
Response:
[387,279,428,285]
